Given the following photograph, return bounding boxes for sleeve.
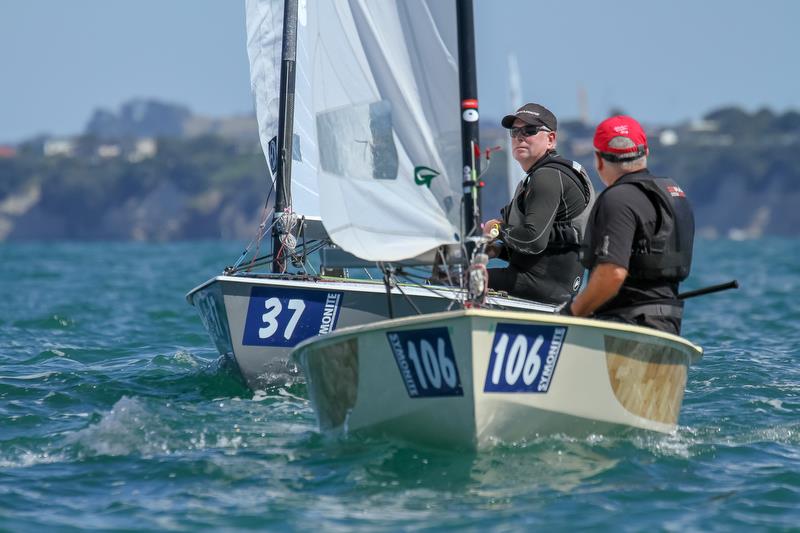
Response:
[588,186,638,269]
[499,167,562,255]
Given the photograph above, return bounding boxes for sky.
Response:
[2,0,799,143]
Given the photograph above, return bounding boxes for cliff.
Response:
[1,101,799,241]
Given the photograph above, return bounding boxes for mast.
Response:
[506,53,522,200]
[456,0,481,247]
[272,0,299,273]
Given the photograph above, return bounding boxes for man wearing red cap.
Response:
[482,103,595,305]
[562,115,695,334]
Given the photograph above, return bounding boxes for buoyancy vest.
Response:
[504,153,595,254]
[582,170,695,281]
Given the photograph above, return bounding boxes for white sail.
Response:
[246,0,321,216]
[247,0,463,261]
[306,0,463,261]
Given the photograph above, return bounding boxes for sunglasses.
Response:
[509,125,551,140]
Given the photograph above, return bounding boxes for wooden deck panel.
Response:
[605,336,691,425]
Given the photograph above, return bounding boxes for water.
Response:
[1,239,798,531]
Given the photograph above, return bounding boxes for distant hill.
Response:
[86,99,191,139]
[1,99,799,241]
[85,98,257,142]
[480,106,800,239]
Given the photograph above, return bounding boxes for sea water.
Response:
[1,239,798,531]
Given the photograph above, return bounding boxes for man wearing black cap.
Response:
[563,115,695,334]
[482,103,595,305]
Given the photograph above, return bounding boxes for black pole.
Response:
[678,280,739,300]
[456,0,481,249]
[383,267,395,319]
[272,0,298,273]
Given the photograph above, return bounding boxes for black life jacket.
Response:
[582,170,694,281]
[504,152,595,253]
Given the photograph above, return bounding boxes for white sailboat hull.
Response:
[186,276,554,388]
[293,309,703,449]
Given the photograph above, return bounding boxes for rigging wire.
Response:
[391,268,468,311]
[245,207,276,272]
[392,281,423,315]
[231,171,279,272]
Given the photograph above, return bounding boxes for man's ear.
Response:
[594,153,604,171]
[546,131,557,149]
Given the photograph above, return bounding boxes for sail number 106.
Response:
[490,333,544,387]
[388,328,463,398]
[405,337,458,390]
[484,324,566,393]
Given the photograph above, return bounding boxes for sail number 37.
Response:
[243,288,343,348]
[259,297,305,340]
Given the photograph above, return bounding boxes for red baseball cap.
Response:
[593,115,647,161]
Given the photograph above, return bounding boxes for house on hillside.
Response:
[44,138,76,157]
[128,138,157,162]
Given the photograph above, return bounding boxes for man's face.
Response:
[510,118,556,170]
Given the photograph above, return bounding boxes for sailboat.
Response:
[186,0,553,389]
[290,0,706,448]
[294,309,703,448]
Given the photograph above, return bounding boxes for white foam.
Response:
[172,350,201,367]
[0,450,65,468]
[66,396,171,457]
[766,399,788,411]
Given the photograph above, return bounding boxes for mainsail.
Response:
[247,0,464,262]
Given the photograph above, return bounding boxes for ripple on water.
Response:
[1,239,799,530]
[13,314,76,330]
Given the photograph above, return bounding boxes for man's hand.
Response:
[486,242,502,259]
[483,219,502,238]
[570,263,627,317]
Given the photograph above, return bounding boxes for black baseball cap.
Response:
[501,103,557,131]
